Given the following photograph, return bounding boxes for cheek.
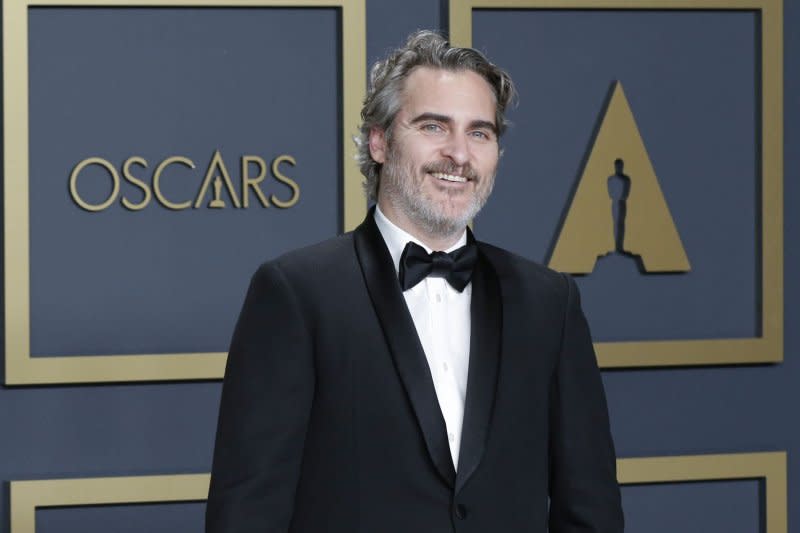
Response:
[477,155,499,176]
[409,146,436,165]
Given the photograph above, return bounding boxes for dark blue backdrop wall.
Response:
[0,0,797,531]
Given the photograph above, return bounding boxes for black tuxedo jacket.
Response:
[206,213,623,533]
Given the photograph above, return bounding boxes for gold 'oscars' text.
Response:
[68,150,300,212]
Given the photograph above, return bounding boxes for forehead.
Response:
[400,67,497,121]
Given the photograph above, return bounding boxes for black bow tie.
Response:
[398,240,478,292]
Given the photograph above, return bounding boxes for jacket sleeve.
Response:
[548,273,625,533]
[206,261,315,533]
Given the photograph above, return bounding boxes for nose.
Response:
[440,131,470,167]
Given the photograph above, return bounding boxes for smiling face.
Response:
[370,66,500,247]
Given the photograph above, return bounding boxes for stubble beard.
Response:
[380,144,496,241]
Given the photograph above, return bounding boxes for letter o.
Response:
[69,157,120,212]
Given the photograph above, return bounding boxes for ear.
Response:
[368,127,387,164]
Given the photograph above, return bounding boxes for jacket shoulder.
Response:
[477,241,568,295]
[246,232,363,309]
[254,232,355,275]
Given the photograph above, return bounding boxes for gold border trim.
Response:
[618,452,787,533]
[10,474,211,532]
[9,452,787,532]
[449,0,784,367]
[2,0,366,384]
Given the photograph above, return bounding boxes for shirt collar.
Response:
[374,204,468,274]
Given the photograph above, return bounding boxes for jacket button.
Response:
[454,504,468,520]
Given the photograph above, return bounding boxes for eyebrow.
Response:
[409,112,498,135]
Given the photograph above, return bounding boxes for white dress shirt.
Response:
[374,206,471,469]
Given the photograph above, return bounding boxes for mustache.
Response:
[422,161,479,181]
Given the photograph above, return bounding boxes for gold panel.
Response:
[449,0,783,367]
[2,0,366,384]
[618,452,787,533]
[10,452,786,532]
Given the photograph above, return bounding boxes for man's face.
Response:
[370,67,500,240]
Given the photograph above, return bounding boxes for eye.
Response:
[420,123,444,133]
[470,130,492,141]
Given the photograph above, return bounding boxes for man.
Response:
[207,31,624,532]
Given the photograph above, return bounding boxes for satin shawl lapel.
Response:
[455,250,502,493]
[353,214,456,487]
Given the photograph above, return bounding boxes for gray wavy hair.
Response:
[355,30,517,202]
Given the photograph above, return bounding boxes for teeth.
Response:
[432,172,467,183]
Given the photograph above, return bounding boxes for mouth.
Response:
[430,172,469,183]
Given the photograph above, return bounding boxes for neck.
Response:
[377,199,464,251]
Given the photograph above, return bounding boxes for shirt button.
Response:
[442,362,449,372]
[448,432,455,442]
[435,293,442,303]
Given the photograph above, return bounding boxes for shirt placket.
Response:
[426,278,464,468]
